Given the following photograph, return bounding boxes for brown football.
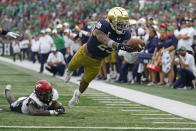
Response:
[126,38,145,51]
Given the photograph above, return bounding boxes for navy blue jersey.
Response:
[156,39,166,51]
[87,19,131,58]
[163,35,178,49]
[81,25,91,44]
[144,36,159,53]
[74,24,91,45]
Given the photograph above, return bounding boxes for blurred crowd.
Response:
[1,0,196,89]
[1,0,196,32]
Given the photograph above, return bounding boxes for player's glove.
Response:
[49,110,59,116]
[55,106,65,114]
[117,43,135,52]
[6,32,20,39]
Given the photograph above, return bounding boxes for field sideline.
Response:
[0,57,196,130]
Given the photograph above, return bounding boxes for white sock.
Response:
[76,89,82,96]
[127,72,133,81]
[6,85,12,90]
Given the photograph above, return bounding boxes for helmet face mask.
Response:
[108,7,130,34]
[36,90,53,104]
[115,21,129,34]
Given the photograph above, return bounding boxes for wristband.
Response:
[81,30,88,36]
[2,30,8,35]
[107,40,115,48]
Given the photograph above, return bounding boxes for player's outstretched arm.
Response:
[28,103,60,116]
[93,29,117,48]
[28,103,52,116]
[93,29,135,52]
[51,101,65,114]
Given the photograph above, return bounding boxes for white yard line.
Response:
[100,101,131,103]
[106,104,140,106]
[142,117,183,120]
[122,110,160,112]
[132,114,172,116]
[153,122,196,124]
[84,94,111,96]
[91,98,122,100]
[1,126,196,130]
[1,57,196,121]
[88,96,115,99]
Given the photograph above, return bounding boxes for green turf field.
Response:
[0,60,196,131]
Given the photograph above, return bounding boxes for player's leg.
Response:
[5,85,26,113]
[68,58,102,109]
[65,45,86,82]
[5,85,16,105]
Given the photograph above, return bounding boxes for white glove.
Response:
[49,110,59,115]
[6,32,20,39]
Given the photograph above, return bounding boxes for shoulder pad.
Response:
[29,92,44,107]
[94,19,109,34]
[52,88,59,101]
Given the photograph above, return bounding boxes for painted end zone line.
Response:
[1,126,196,130]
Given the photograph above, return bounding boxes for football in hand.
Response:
[126,38,145,51]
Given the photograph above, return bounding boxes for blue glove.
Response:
[55,106,65,114]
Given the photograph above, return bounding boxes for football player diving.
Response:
[65,7,143,109]
[5,80,65,116]
[0,27,19,39]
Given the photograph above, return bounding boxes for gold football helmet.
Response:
[107,7,129,34]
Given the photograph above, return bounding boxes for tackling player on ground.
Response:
[5,80,65,116]
[65,7,143,109]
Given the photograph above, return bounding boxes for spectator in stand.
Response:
[19,36,30,60]
[177,20,194,54]
[159,26,178,87]
[172,21,180,37]
[31,33,40,63]
[45,28,54,47]
[117,51,138,83]
[144,28,159,85]
[75,20,91,45]
[52,29,66,56]
[147,25,167,86]
[56,24,64,37]
[12,40,21,62]
[39,30,52,73]
[174,46,196,89]
[74,20,92,77]
[144,28,158,54]
[63,24,73,64]
[45,47,66,76]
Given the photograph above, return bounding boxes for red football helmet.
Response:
[35,80,53,104]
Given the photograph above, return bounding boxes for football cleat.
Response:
[64,69,73,83]
[68,89,80,109]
